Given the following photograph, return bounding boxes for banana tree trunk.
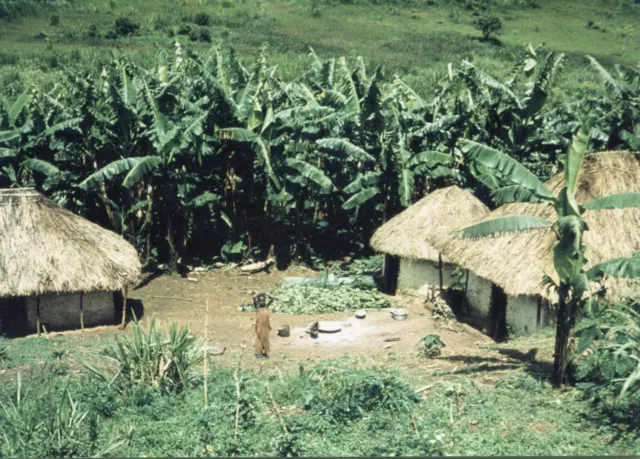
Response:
[552,284,572,387]
[165,205,177,273]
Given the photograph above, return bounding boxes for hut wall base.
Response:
[505,294,540,336]
[464,272,493,333]
[25,292,115,332]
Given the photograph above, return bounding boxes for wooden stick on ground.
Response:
[233,370,240,440]
[264,383,288,434]
[36,296,41,337]
[233,343,246,441]
[150,296,194,302]
[410,414,419,433]
[203,298,209,410]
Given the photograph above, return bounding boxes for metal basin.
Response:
[390,308,408,321]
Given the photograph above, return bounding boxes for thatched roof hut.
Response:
[0,188,141,298]
[430,151,640,301]
[370,185,489,262]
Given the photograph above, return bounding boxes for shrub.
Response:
[199,28,212,43]
[177,23,192,36]
[473,15,503,41]
[153,15,169,31]
[193,12,212,26]
[297,360,421,423]
[189,29,199,42]
[49,14,59,26]
[113,17,140,37]
[86,23,99,39]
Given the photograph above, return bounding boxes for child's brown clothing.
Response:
[255,308,271,356]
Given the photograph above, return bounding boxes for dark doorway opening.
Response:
[489,283,508,341]
[0,297,27,338]
[382,254,400,295]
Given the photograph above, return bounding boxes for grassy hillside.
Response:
[1,0,638,95]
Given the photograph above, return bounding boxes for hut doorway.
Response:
[489,283,508,341]
[383,254,400,295]
[0,297,27,338]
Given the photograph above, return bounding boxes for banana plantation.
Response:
[1,42,638,271]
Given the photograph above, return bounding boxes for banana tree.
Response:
[456,123,640,386]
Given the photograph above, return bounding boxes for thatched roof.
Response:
[430,151,640,300]
[370,186,490,262]
[0,189,141,297]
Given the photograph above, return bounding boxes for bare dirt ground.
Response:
[32,268,554,386]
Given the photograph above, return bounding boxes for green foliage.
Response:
[295,360,421,423]
[495,372,544,392]
[457,215,552,238]
[333,255,383,276]
[0,39,636,272]
[0,339,8,362]
[423,334,446,357]
[0,373,125,457]
[574,299,640,399]
[268,284,391,314]
[0,338,639,456]
[88,317,202,393]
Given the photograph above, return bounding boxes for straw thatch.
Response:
[430,151,640,300]
[370,186,490,261]
[0,189,141,297]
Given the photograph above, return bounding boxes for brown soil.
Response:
[34,267,550,382]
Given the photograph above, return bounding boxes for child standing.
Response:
[254,293,272,358]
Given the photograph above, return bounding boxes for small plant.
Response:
[473,15,503,42]
[0,341,8,362]
[448,6,461,23]
[423,334,445,357]
[49,14,59,26]
[188,29,199,42]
